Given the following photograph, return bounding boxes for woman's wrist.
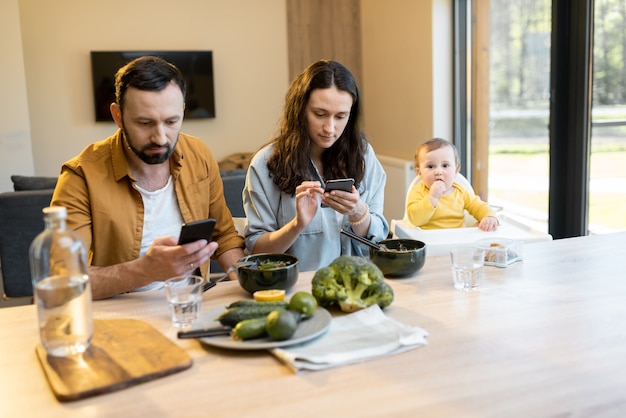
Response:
[348,202,370,226]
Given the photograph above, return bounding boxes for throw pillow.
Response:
[11,175,58,191]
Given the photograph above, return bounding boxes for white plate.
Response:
[197,306,332,350]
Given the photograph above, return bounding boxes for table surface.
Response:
[393,215,553,256]
[1,232,626,417]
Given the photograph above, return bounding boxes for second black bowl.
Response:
[369,239,426,277]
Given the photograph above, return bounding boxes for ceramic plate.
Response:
[197,306,332,350]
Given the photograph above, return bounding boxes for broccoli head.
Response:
[311,256,394,312]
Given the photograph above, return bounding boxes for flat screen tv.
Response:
[90,51,215,122]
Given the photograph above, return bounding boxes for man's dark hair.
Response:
[114,56,186,112]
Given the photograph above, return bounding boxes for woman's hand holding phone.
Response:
[322,178,358,211]
[324,178,354,193]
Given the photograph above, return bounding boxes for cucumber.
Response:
[218,304,288,327]
[226,300,288,309]
[232,317,267,340]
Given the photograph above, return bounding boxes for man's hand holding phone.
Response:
[177,218,216,276]
[178,218,216,245]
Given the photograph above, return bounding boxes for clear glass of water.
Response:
[164,275,203,328]
[450,246,486,291]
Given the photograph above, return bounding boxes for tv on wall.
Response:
[90,51,215,122]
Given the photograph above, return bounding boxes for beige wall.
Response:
[15,0,289,182]
[3,0,450,197]
[361,0,444,160]
[0,0,34,192]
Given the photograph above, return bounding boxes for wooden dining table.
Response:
[1,232,626,417]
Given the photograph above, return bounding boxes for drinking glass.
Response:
[164,275,203,328]
[450,246,485,291]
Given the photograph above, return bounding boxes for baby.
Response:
[406,138,498,231]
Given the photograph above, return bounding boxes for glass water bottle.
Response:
[29,206,93,357]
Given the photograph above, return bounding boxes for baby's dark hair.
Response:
[414,137,460,168]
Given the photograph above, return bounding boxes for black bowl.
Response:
[236,253,299,294]
[369,239,426,277]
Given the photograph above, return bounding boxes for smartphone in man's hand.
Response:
[178,218,216,245]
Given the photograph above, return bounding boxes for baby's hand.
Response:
[429,180,447,199]
[478,216,498,231]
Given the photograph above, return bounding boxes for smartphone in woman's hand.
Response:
[322,178,354,208]
[324,178,354,192]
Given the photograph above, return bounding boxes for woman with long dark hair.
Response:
[243,60,388,271]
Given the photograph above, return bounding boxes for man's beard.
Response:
[122,127,176,165]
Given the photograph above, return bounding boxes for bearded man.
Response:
[51,56,244,299]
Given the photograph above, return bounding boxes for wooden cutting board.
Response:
[36,319,192,402]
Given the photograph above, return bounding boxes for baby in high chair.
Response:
[406,137,498,231]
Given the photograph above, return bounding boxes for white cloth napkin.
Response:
[271,304,428,372]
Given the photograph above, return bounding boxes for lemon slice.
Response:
[253,289,286,302]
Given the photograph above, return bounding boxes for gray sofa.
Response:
[0,171,246,302]
[219,169,245,217]
[0,178,56,301]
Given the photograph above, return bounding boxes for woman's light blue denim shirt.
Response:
[243,143,389,272]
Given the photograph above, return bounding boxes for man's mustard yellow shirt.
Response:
[51,130,244,274]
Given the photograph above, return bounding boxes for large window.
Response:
[487,0,552,233]
[460,0,625,236]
